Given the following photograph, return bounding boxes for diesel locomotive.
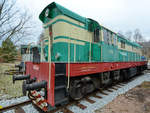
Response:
[13,2,147,112]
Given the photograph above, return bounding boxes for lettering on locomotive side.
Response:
[33,65,40,71]
[80,66,96,72]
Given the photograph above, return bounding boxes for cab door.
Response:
[91,28,101,62]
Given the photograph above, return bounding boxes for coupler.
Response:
[23,81,48,112]
[22,80,47,99]
[13,75,30,84]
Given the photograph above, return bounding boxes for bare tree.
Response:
[133,29,145,43]
[37,30,45,45]
[0,0,32,44]
[125,31,132,41]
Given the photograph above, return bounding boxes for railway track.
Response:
[1,72,150,113]
[50,73,148,113]
[49,82,126,113]
[0,82,126,113]
[0,100,31,113]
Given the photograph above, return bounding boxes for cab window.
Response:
[121,40,125,49]
[103,29,109,44]
[113,34,117,45]
[93,28,100,43]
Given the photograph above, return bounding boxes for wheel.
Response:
[69,80,84,100]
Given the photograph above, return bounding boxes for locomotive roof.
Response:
[39,2,86,24]
[39,2,118,34]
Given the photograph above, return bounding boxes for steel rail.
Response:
[0,99,32,112]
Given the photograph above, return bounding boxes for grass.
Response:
[0,62,23,100]
[138,81,150,89]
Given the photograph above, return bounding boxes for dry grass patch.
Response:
[138,81,150,88]
[0,62,23,100]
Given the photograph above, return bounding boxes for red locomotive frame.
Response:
[25,61,147,107]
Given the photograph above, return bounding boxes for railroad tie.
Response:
[110,87,118,90]
[106,89,113,92]
[99,90,108,95]
[85,97,95,104]
[115,85,122,88]
[93,94,102,99]
[14,107,25,113]
[75,102,87,110]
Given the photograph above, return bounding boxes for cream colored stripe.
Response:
[43,15,84,28]
[101,29,104,41]
[52,21,92,42]
[53,38,85,45]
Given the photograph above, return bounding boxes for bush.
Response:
[0,39,17,62]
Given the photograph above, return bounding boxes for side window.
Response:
[107,31,110,44]
[103,29,107,43]
[103,29,109,44]
[121,40,125,49]
[103,30,113,45]
[94,28,100,43]
[107,32,110,44]
[113,34,117,45]
[109,32,112,45]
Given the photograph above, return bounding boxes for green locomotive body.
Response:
[39,2,143,63]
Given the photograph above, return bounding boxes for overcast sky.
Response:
[17,0,150,42]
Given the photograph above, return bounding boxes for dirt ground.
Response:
[0,62,23,100]
[95,81,150,113]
